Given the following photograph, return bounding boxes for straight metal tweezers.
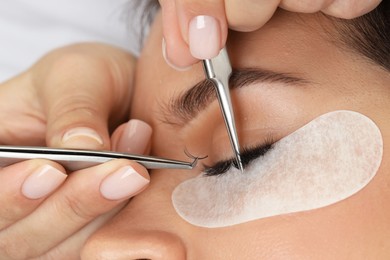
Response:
[0,146,196,171]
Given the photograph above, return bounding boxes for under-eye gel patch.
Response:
[172,111,383,228]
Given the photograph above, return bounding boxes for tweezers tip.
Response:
[236,155,244,173]
[190,157,199,169]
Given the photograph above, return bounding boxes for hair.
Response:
[332,1,390,71]
[132,0,389,71]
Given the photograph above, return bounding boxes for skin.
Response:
[81,9,390,259]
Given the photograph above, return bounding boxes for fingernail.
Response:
[100,166,149,200]
[189,15,221,59]
[62,127,103,149]
[22,165,67,199]
[162,38,192,71]
[117,119,152,154]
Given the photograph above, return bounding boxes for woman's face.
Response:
[82,10,390,259]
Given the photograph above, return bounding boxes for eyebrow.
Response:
[159,68,309,126]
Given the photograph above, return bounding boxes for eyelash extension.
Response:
[203,140,274,177]
[183,147,208,164]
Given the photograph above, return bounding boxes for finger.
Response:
[32,43,135,150]
[0,160,66,230]
[321,0,382,19]
[0,75,46,146]
[280,0,333,14]
[225,0,280,31]
[175,0,228,59]
[0,159,149,260]
[159,0,227,68]
[111,119,152,154]
[159,1,198,70]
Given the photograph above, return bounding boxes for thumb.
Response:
[33,44,135,150]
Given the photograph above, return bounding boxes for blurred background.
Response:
[0,0,144,82]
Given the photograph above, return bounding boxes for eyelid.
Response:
[203,138,275,177]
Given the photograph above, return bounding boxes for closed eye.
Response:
[203,141,274,176]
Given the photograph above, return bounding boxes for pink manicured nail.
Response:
[189,15,221,59]
[22,165,67,199]
[117,119,152,154]
[162,38,192,71]
[62,127,103,149]
[100,166,149,200]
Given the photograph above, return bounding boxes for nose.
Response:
[81,230,187,260]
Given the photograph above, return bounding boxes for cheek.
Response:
[172,111,383,228]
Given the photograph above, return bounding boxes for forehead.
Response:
[226,11,339,72]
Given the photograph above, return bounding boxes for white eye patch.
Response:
[172,111,383,228]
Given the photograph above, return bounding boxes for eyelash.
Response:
[203,139,274,176]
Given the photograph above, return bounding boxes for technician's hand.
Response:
[0,43,152,259]
[159,0,382,69]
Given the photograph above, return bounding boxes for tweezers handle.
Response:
[202,48,244,171]
[0,146,195,171]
